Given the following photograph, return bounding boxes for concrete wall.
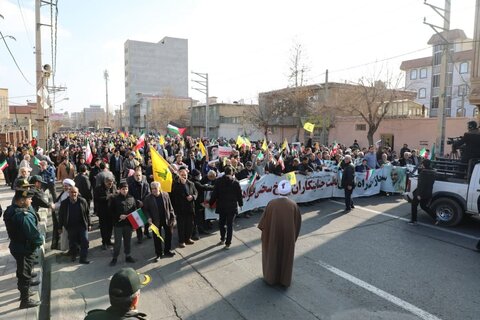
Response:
[329,116,472,154]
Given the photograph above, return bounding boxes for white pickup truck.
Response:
[406,161,480,226]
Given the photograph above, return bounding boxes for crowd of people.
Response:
[2,129,474,310]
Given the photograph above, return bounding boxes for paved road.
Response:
[46,194,480,320]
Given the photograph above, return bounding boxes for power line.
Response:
[0,30,33,86]
[16,0,33,48]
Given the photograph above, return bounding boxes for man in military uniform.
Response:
[84,267,150,319]
[29,175,55,214]
[3,190,44,309]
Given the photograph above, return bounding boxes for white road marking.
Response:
[316,260,443,320]
[330,200,479,240]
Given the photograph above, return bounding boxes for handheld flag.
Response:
[257,151,264,161]
[303,122,315,133]
[199,139,207,157]
[285,171,297,186]
[236,135,245,147]
[85,140,93,164]
[261,138,268,151]
[419,147,427,159]
[134,132,145,151]
[0,160,8,170]
[33,156,40,166]
[149,224,164,242]
[127,209,148,229]
[159,135,166,146]
[429,143,435,160]
[244,137,252,149]
[282,138,290,154]
[167,124,186,135]
[150,147,173,192]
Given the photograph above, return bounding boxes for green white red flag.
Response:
[85,140,93,164]
[134,132,145,151]
[127,208,148,229]
[0,160,8,170]
[167,124,186,135]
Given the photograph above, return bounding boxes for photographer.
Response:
[452,121,480,163]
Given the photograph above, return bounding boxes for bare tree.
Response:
[341,72,407,146]
[288,41,310,88]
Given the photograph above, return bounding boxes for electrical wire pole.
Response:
[104,70,109,127]
[424,0,451,157]
[35,0,45,149]
[191,72,209,138]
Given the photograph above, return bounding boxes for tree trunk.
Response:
[295,118,301,142]
[367,131,374,147]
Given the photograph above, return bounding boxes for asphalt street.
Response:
[45,194,480,320]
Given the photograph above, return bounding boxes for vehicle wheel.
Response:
[430,198,463,227]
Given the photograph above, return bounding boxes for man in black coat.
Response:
[59,187,91,264]
[209,166,243,250]
[190,169,215,239]
[171,167,198,248]
[74,165,93,210]
[409,159,436,225]
[143,181,176,261]
[109,149,124,186]
[93,177,117,250]
[341,155,355,213]
[127,167,151,243]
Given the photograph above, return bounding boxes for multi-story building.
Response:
[0,88,10,121]
[400,29,474,117]
[190,99,260,140]
[124,37,188,131]
[83,105,105,128]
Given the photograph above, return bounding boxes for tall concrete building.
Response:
[124,37,188,131]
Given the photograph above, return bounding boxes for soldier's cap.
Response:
[109,268,151,298]
[16,179,33,189]
[14,189,35,199]
[29,175,44,184]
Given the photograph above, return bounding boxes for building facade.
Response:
[83,105,105,128]
[190,100,261,140]
[0,88,10,121]
[400,29,474,117]
[124,37,188,130]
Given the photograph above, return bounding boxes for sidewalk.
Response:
[0,185,44,320]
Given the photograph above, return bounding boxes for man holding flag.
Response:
[109,181,137,266]
[143,181,176,262]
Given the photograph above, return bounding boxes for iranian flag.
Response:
[85,140,93,164]
[0,160,8,170]
[134,132,145,151]
[330,141,339,157]
[365,169,375,180]
[419,147,428,159]
[127,208,148,229]
[167,124,186,136]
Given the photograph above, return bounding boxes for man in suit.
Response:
[341,155,355,213]
[109,149,124,186]
[171,167,197,248]
[142,181,176,261]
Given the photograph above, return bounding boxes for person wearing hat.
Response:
[84,267,150,319]
[409,159,436,225]
[29,175,55,215]
[52,179,76,250]
[3,189,44,309]
[258,180,301,287]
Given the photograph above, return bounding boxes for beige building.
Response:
[0,88,10,121]
[190,100,261,140]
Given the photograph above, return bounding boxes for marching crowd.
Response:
[0,131,442,310]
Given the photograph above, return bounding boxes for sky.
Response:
[0,0,475,114]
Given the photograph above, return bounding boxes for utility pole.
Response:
[35,0,45,149]
[191,72,209,138]
[424,0,451,157]
[104,70,109,127]
[469,0,480,118]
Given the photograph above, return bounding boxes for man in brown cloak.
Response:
[258,179,302,287]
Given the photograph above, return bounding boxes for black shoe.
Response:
[344,209,351,213]
[31,272,38,278]
[30,280,40,286]
[19,298,41,309]
[109,258,117,266]
[106,241,114,247]
[351,205,355,209]
[476,240,480,251]
[18,291,36,300]
[408,221,418,226]
[191,235,200,241]
[71,255,76,262]
[125,256,135,263]
[164,251,176,257]
[101,244,107,250]
[154,255,162,262]
[79,259,91,265]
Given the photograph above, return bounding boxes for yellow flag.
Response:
[149,224,164,242]
[261,139,268,151]
[303,122,315,133]
[150,147,173,192]
[236,135,245,147]
[159,135,165,146]
[135,149,143,163]
[244,137,251,149]
[199,139,207,157]
[285,171,297,186]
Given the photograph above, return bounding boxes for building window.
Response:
[419,68,427,79]
[432,74,440,88]
[355,124,366,131]
[458,84,468,96]
[418,88,427,99]
[459,62,469,74]
[410,69,417,80]
[431,97,439,109]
